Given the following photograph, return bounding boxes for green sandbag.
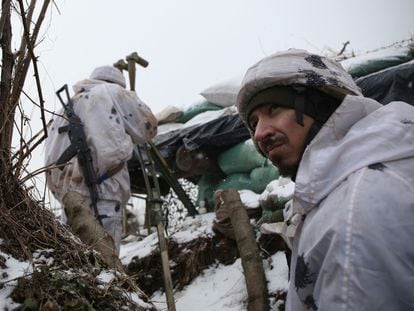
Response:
[249,166,280,194]
[176,101,223,123]
[196,174,223,209]
[218,140,266,175]
[217,173,254,192]
[347,56,413,78]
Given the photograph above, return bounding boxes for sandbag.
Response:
[249,165,280,194]
[200,75,243,107]
[217,173,254,192]
[218,140,266,175]
[196,174,224,210]
[155,105,183,125]
[340,42,414,78]
[198,172,258,209]
[176,100,223,123]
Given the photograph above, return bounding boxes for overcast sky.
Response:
[34,0,414,116]
[17,0,414,175]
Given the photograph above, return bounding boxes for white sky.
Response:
[34,0,414,115]
[15,0,414,176]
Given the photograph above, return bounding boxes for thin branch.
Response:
[19,162,68,185]
[17,0,48,138]
[338,41,350,56]
[9,0,51,128]
[21,89,65,118]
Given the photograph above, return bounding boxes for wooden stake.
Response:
[219,189,269,311]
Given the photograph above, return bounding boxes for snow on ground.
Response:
[1,177,293,310]
[152,251,288,311]
[120,203,290,311]
[0,250,33,310]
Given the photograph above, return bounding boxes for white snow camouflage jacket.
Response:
[45,79,157,204]
[287,95,414,311]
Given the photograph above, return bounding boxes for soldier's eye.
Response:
[248,116,258,131]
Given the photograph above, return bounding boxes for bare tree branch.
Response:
[0,0,14,166]
[0,0,11,41]
[17,0,48,138]
[9,0,51,135]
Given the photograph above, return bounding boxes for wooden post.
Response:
[219,189,269,311]
[152,190,176,311]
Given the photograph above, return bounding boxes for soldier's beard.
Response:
[259,135,300,179]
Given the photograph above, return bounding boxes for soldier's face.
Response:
[248,104,314,177]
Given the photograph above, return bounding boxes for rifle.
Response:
[55,84,102,226]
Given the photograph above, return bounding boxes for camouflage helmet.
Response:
[90,65,126,88]
[236,48,362,130]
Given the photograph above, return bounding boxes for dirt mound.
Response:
[127,234,239,296]
[126,228,287,297]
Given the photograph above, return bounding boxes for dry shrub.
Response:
[0,171,153,310]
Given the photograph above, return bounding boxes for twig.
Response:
[338,41,350,56]
[19,162,68,184]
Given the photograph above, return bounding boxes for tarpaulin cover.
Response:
[356,60,414,105]
[153,114,250,160]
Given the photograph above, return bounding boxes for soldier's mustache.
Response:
[259,135,285,153]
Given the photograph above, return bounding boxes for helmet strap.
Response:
[293,85,306,126]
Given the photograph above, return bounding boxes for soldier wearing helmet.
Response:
[45,65,157,256]
[237,49,414,310]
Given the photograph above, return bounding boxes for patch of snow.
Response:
[120,232,160,264]
[126,292,155,310]
[260,177,295,203]
[96,270,117,283]
[340,43,413,71]
[0,252,32,310]
[33,248,55,266]
[170,213,215,244]
[265,252,290,293]
[152,251,288,311]
[239,189,261,209]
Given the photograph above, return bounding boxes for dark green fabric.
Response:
[217,141,267,175]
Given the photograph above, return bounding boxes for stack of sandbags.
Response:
[340,39,414,78]
[155,75,243,128]
[196,139,280,208]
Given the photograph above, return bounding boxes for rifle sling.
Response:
[96,161,125,184]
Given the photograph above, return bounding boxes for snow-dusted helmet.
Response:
[90,66,126,88]
[237,49,362,134]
